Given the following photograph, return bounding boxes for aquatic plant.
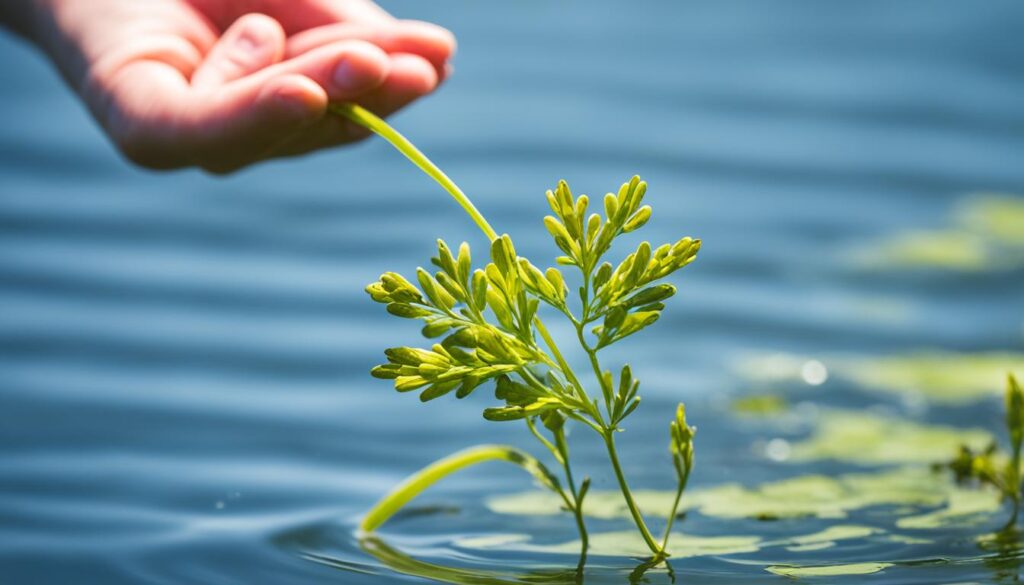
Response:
[940,373,1023,526]
[330,103,699,560]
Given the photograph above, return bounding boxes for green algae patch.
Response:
[896,487,1003,530]
[489,466,983,522]
[961,195,1024,246]
[732,394,788,416]
[737,350,1024,404]
[789,409,992,465]
[781,525,878,547]
[766,561,893,578]
[854,194,1024,271]
[785,542,834,552]
[858,230,992,271]
[885,534,933,545]
[859,230,991,271]
[843,353,1024,404]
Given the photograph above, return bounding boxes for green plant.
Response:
[331,103,699,560]
[941,373,1023,527]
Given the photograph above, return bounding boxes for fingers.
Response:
[191,13,286,88]
[286,20,456,79]
[233,39,390,104]
[186,74,330,173]
[100,37,391,172]
[183,40,391,172]
[360,53,439,116]
[264,52,438,160]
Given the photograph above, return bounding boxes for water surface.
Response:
[2,1,1024,583]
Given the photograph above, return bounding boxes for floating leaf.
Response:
[896,488,1003,529]
[732,394,787,416]
[488,466,1000,523]
[766,562,893,578]
[789,409,992,465]
[737,351,1024,404]
[854,194,1024,271]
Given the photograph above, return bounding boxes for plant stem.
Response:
[329,104,498,242]
[602,431,662,556]
[660,470,689,551]
[578,331,661,555]
[534,319,585,396]
[360,444,559,533]
[553,427,589,564]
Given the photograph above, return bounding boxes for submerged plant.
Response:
[940,373,1023,526]
[331,103,699,560]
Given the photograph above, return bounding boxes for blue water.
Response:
[2,1,1024,583]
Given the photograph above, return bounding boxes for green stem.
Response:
[660,469,690,551]
[524,414,561,464]
[576,329,658,553]
[329,104,498,241]
[602,431,662,556]
[360,444,561,533]
[554,427,590,563]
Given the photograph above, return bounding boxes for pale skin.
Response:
[0,0,456,173]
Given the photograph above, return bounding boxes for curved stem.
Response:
[360,444,563,533]
[329,104,498,242]
[602,431,662,556]
[524,415,561,464]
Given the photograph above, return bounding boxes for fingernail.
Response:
[235,30,259,53]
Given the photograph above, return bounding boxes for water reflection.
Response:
[979,526,1024,584]
[302,535,689,585]
[361,536,580,585]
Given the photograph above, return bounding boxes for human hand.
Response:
[24,0,455,173]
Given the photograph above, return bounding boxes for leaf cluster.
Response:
[941,374,1023,519]
[541,176,701,349]
[368,176,700,433]
[670,403,696,487]
[367,238,551,403]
